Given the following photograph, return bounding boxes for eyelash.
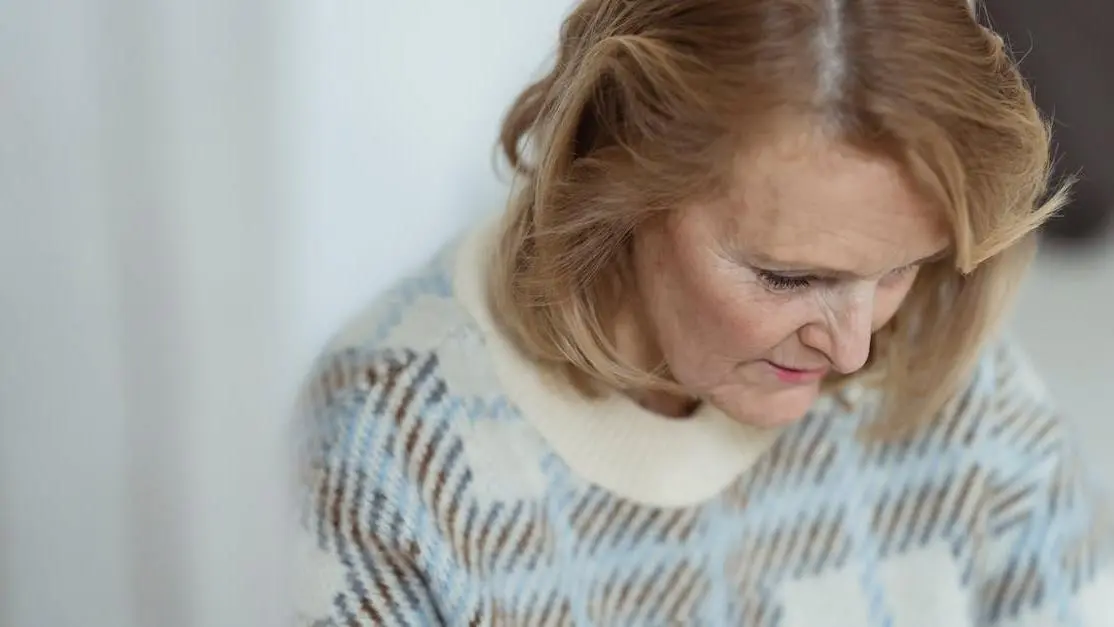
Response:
[757,265,918,293]
[757,271,814,292]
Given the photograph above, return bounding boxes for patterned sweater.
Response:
[294,223,1113,626]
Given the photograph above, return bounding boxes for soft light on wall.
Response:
[0,1,576,625]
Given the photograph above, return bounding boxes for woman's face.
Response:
[630,129,950,427]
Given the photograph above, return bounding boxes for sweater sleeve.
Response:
[976,342,1114,627]
[293,349,444,626]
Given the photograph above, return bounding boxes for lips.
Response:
[764,360,829,384]
[766,360,827,373]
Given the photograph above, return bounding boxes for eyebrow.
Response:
[743,247,951,279]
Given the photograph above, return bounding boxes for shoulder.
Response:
[295,236,552,540]
[861,335,1101,537]
[891,335,1058,457]
[318,239,465,359]
[959,341,1114,623]
[969,335,1108,521]
[968,337,1069,475]
[920,335,1082,492]
[853,338,1113,621]
[299,235,505,471]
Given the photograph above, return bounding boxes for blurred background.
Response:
[1,0,1109,625]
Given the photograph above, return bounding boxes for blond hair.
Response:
[489,0,1066,437]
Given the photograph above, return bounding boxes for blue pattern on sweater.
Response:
[294,245,1113,626]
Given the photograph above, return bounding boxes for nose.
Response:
[802,288,875,375]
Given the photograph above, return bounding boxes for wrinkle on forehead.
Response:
[714,129,951,277]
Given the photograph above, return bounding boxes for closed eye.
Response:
[756,271,815,292]
[758,263,920,293]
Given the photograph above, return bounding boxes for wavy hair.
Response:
[488,0,1066,437]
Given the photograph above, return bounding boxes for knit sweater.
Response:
[294,223,1113,626]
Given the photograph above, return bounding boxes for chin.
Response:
[716,386,819,429]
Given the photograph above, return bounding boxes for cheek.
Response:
[678,266,808,359]
[638,224,805,368]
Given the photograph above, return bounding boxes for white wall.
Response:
[288,0,576,367]
[1,5,137,624]
[0,1,575,625]
[3,1,296,625]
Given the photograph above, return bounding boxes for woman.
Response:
[295,0,1112,624]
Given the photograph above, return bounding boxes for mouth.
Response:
[763,360,829,384]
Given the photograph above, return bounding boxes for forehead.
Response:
[714,128,950,273]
